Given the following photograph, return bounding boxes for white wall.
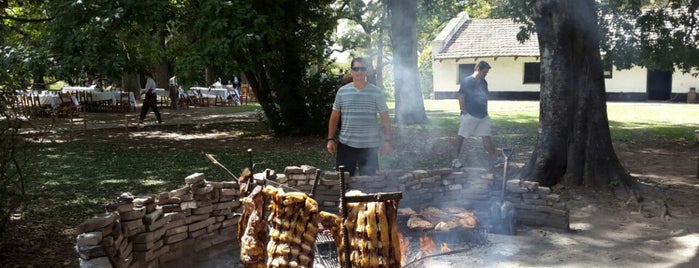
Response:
[433,57,699,94]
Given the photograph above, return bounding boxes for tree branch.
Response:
[0,15,53,23]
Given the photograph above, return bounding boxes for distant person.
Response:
[139,71,162,124]
[233,75,240,88]
[326,57,392,176]
[451,61,503,169]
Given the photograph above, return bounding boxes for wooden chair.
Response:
[56,93,87,130]
[240,85,251,105]
[114,92,133,112]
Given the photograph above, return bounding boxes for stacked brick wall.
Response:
[76,166,569,267]
[76,173,241,267]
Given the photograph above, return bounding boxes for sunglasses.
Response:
[351,67,367,72]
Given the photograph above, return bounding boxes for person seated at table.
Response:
[139,71,162,124]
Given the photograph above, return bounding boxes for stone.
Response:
[164,232,188,244]
[77,245,106,259]
[76,231,102,247]
[133,239,163,251]
[193,185,214,195]
[133,244,170,263]
[79,257,111,267]
[185,213,210,224]
[184,173,205,185]
[143,208,163,225]
[133,195,155,207]
[120,206,146,221]
[160,204,182,213]
[206,222,222,233]
[145,216,168,232]
[157,197,182,205]
[188,217,216,232]
[189,228,207,238]
[192,205,213,215]
[284,166,303,174]
[166,225,188,236]
[77,212,119,234]
[166,218,186,230]
[180,201,197,210]
[169,186,191,198]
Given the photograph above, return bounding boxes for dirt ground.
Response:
[4,105,699,267]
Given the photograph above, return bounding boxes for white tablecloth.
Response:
[36,94,79,109]
[91,92,136,108]
[61,86,96,93]
[191,87,231,102]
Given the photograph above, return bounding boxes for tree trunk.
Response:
[121,72,141,97]
[525,0,635,196]
[389,0,427,124]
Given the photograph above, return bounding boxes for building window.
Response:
[523,62,540,84]
[457,64,476,84]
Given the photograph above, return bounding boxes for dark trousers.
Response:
[139,92,161,123]
[336,142,379,177]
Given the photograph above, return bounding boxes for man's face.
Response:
[475,68,490,79]
[351,62,368,81]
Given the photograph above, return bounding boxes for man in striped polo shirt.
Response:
[326,57,392,176]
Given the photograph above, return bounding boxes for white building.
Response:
[431,12,698,101]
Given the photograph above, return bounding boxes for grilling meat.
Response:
[263,185,320,268]
[407,214,434,230]
[239,185,267,268]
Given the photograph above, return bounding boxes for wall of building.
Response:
[433,57,699,100]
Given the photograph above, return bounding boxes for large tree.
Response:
[389,0,427,124]
[512,0,637,196]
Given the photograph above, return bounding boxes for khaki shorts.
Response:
[457,114,492,138]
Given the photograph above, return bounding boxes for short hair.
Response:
[475,61,491,71]
[351,57,370,69]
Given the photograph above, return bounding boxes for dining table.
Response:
[190,86,231,104]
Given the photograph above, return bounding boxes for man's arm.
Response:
[458,92,467,115]
[379,111,391,139]
[326,110,341,154]
[379,111,392,154]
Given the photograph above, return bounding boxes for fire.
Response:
[397,231,410,265]
[440,242,451,253]
[418,235,436,255]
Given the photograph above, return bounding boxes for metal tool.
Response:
[490,148,516,235]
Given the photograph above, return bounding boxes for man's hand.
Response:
[326,140,337,154]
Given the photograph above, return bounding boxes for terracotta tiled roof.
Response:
[435,19,540,59]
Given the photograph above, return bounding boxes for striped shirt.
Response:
[333,83,389,148]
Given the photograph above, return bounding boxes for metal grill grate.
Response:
[314,233,339,267]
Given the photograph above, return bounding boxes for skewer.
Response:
[338,165,351,268]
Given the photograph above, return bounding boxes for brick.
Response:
[163,232,188,244]
[188,217,216,232]
[185,213,210,224]
[193,185,214,195]
[192,205,213,215]
[145,216,167,232]
[220,188,240,196]
[169,186,191,198]
[77,245,106,260]
[79,257,111,267]
[180,201,197,210]
[133,239,163,251]
[77,213,119,234]
[160,204,182,213]
[165,225,188,236]
[189,228,207,238]
[76,231,102,247]
[133,195,155,207]
[184,173,205,185]
[120,206,146,221]
[157,197,182,206]
[142,208,163,225]
[166,218,186,230]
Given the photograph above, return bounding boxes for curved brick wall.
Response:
[76,165,568,267]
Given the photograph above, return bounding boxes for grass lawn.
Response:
[2,100,698,266]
